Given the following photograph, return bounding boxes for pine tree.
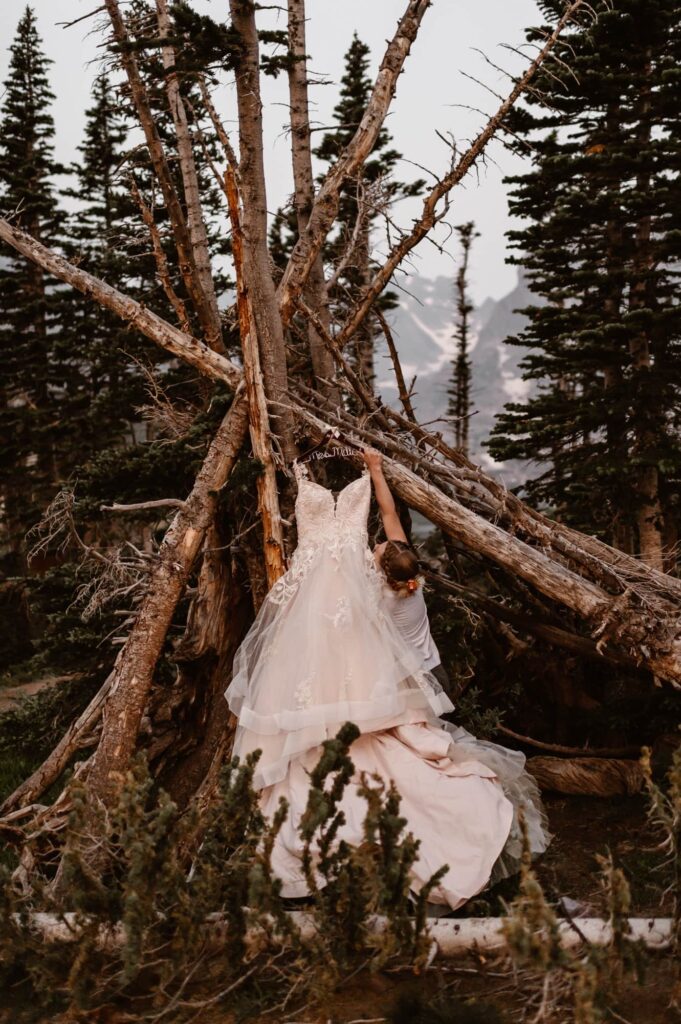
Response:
[313,33,424,392]
[487,0,681,568]
[55,75,146,460]
[447,221,479,456]
[0,6,64,567]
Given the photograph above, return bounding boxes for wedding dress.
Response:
[225,462,550,910]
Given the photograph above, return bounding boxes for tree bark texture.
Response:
[225,164,287,589]
[156,526,253,809]
[286,0,340,401]
[229,0,296,461]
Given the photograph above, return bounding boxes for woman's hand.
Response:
[362,447,383,473]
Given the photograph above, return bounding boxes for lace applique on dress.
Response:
[294,675,313,709]
[268,543,318,606]
[339,664,353,700]
[325,595,352,630]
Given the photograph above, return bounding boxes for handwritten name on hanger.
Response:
[299,446,358,463]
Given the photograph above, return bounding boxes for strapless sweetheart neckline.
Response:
[298,469,369,512]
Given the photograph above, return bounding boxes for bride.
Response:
[224,445,550,911]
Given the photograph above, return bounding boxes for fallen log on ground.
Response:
[18,911,673,956]
[527,756,645,796]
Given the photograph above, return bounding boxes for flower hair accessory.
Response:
[406,578,419,593]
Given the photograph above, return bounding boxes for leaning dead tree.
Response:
[0,0,678,875]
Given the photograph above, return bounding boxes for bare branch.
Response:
[0,218,242,390]
[276,0,433,321]
[374,309,417,423]
[334,0,589,350]
[100,499,187,513]
[128,176,192,334]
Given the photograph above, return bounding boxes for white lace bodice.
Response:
[293,460,371,550]
[267,462,373,606]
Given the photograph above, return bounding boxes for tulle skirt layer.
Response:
[225,536,453,790]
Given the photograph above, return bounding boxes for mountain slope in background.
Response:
[376,270,541,486]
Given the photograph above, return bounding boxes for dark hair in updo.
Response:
[380,540,421,597]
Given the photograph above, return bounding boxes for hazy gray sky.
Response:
[1,0,541,305]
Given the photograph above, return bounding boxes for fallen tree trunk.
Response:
[17,910,674,955]
[424,569,643,672]
[86,392,249,805]
[527,756,645,796]
[0,219,241,387]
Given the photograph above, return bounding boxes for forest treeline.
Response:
[0,0,680,804]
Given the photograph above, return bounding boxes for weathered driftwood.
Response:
[527,756,645,796]
[17,911,674,955]
[2,217,681,689]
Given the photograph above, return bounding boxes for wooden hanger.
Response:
[294,428,335,466]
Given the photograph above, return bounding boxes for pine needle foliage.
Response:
[0,724,441,1020]
[501,811,650,1023]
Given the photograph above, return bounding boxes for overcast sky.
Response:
[1,0,541,306]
